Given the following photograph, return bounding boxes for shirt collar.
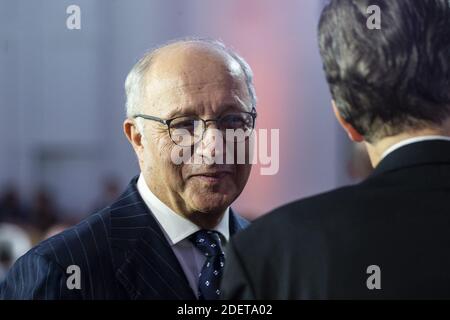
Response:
[136,173,230,246]
[381,135,450,160]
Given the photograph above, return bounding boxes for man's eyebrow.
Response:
[163,106,188,119]
[165,109,198,119]
[219,95,252,112]
[218,104,247,115]
[163,100,251,119]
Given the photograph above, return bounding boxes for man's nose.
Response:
[195,125,225,161]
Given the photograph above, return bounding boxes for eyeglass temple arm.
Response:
[133,114,168,125]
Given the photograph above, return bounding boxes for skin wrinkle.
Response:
[143,79,249,119]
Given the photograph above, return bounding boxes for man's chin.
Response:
[188,193,234,214]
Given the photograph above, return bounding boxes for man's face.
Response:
[130,45,253,225]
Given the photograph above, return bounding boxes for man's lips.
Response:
[189,171,232,182]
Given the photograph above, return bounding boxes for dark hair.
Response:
[318,0,450,142]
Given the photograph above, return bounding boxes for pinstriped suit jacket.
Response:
[0,176,249,300]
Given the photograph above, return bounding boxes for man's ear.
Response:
[332,100,364,143]
[123,118,143,150]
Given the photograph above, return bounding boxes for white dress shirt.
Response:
[381,135,450,160]
[136,174,230,297]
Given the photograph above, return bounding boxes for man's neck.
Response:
[139,174,227,230]
[366,124,450,168]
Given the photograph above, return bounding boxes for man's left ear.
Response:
[332,100,364,143]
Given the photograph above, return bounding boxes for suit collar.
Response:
[109,175,248,300]
[369,140,450,179]
[229,207,249,233]
[380,136,450,160]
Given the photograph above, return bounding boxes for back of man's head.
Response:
[318,0,450,143]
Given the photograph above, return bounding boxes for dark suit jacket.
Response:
[222,140,450,299]
[0,176,249,300]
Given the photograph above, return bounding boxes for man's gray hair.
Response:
[124,37,257,119]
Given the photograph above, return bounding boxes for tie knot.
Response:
[189,230,224,258]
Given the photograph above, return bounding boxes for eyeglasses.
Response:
[133,108,257,147]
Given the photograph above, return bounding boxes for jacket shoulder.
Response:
[258,185,358,229]
[33,208,112,269]
[230,184,362,252]
[0,208,115,300]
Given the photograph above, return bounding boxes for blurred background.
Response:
[0,0,372,278]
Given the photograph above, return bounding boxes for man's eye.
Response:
[171,119,196,130]
[221,115,247,128]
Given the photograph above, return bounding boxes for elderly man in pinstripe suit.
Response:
[0,38,255,300]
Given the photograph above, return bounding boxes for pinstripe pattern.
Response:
[0,175,249,300]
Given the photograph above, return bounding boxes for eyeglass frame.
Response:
[133,107,257,146]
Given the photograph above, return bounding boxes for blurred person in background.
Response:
[0,186,27,224]
[0,38,256,300]
[0,223,32,282]
[30,189,59,233]
[90,176,121,213]
[0,243,13,281]
[222,0,450,299]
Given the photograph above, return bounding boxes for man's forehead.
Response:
[145,75,245,99]
[151,41,240,69]
[141,43,250,116]
[146,44,245,88]
[144,81,250,118]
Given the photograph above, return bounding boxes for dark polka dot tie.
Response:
[189,230,225,300]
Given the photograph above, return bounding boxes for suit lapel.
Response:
[109,177,195,300]
[109,176,250,300]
